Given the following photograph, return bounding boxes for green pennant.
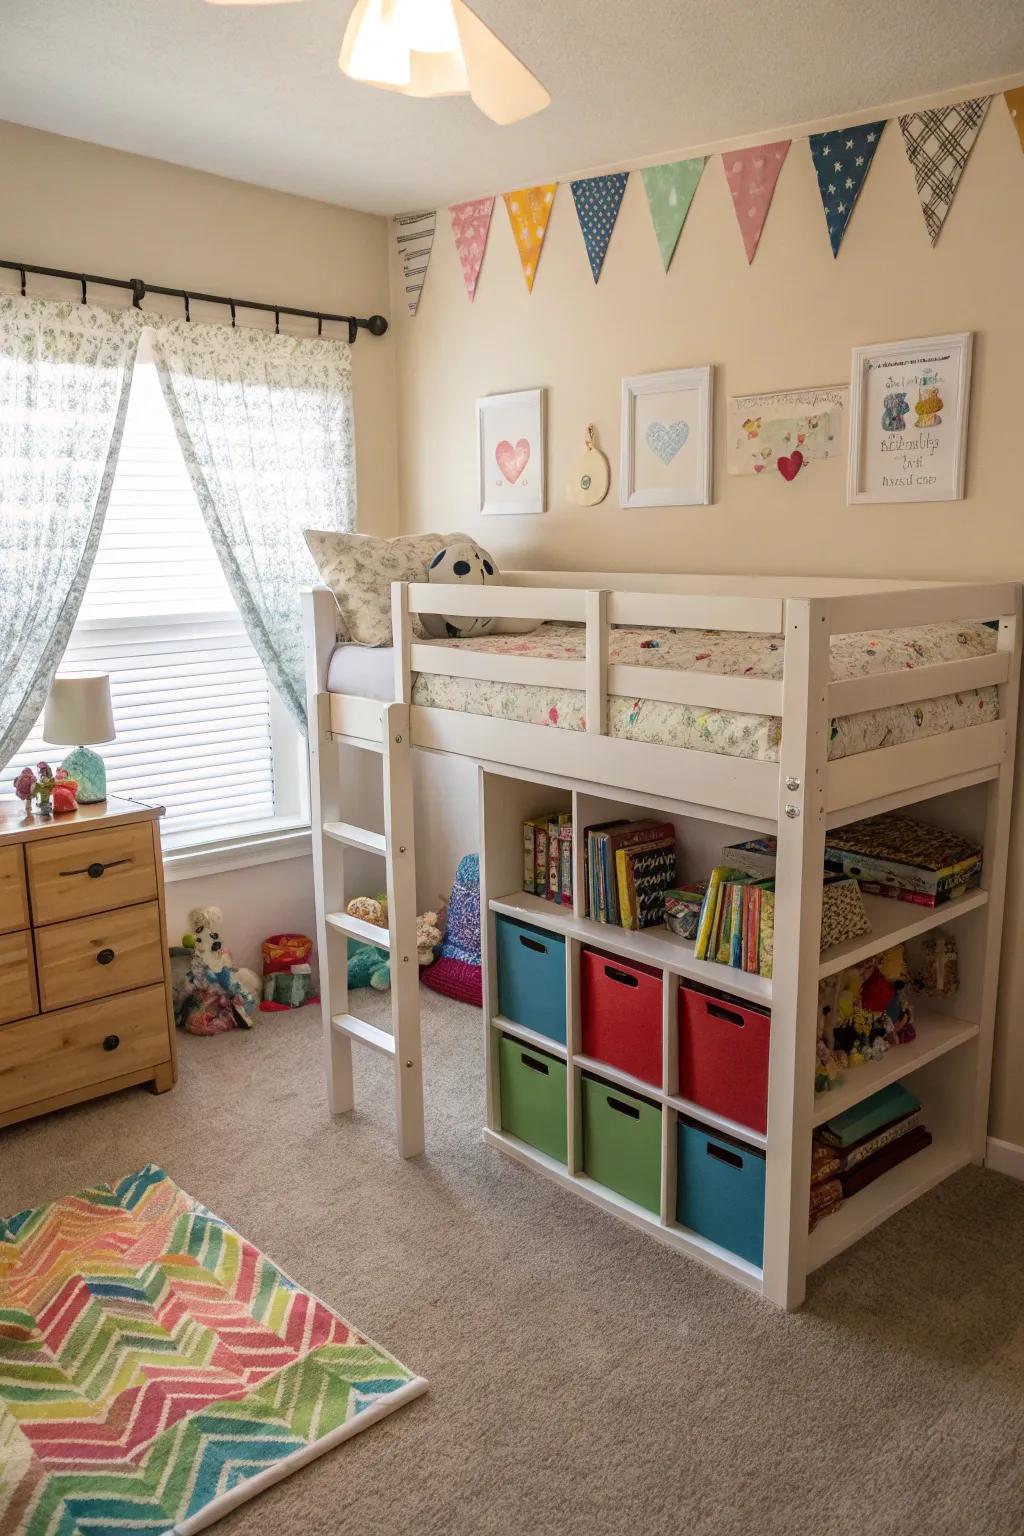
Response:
[641,158,705,271]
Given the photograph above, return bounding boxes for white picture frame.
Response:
[477,388,545,516]
[620,367,713,509]
[847,332,973,504]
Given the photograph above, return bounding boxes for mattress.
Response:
[328,621,999,763]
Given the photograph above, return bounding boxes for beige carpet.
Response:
[2,993,1023,1536]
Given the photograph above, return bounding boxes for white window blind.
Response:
[4,338,306,850]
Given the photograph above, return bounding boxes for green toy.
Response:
[347,941,391,991]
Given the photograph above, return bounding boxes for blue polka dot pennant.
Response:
[570,172,629,283]
[808,121,886,257]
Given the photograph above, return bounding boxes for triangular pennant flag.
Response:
[449,197,495,302]
[570,172,629,283]
[809,121,885,256]
[394,209,436,316]
[503,185,558,293]
[898,97,990,245]
[1005,87,1024,155]
[640,158,705,272]
[722,141,790,263]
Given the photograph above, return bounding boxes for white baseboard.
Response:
[986,1137,1024,1183]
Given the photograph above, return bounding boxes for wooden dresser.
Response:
[0,796,176,1128]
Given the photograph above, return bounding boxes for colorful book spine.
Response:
[559,824,573,907]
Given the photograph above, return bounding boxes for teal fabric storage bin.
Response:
[582,1074,662,1213]
[676,1119,765,1266]
[498,1034,567,1163]
[496,916,566,1044]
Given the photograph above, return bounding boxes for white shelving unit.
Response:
[479,763,1006,1306]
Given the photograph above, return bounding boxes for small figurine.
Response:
[913,932,959,997]
[52,768,79,814]
[13,762,58,818]
[174,905,260,1035]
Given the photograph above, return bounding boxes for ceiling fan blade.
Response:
[203,1,303,7]
[452,0,550,124]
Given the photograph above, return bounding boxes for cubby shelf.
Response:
[491,1013,567,1061]
[811,1011,979,1126]
[817,888,988,979]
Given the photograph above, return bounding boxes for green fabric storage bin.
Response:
[498,1034,567,1164]
[582,1073,662,1213]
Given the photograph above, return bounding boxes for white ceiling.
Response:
[2,0,1023,216]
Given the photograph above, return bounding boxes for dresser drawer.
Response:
[35,901,165,1011]
[0,845,29,934]
[0,929,37,1026]
[26,822,157,926]
[0,984,170,1116]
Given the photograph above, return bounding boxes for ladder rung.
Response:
[323,821,386,854]
[326,911,391,949]
[334,733,384,754]
[332,1013,395,1055]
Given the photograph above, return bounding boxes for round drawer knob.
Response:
[96,947,116,966]
[102,1034,121,1052]
[87,862,105,879]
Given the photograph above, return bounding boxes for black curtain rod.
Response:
[0,258,389,342]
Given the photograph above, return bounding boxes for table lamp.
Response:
[43,675,116,804]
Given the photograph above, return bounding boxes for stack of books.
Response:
[523,811,573,907]
[823,814,982,907]
[693,867,773,975]
[815,1082,932,1201]
[584,819,677,930]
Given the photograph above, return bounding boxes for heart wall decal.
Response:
[777,450,804,482]
[646,420,689,464]
[496,438,531,484]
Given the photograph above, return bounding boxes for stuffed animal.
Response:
[346,895,388,928]
[815,944,915,1090]
[346,911,442,991]
[174,906,260,1035]
[422,540,499,638]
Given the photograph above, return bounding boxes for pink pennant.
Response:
[449,196,495,302]
[722,141,791,263]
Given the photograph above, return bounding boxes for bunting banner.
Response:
[722,141,790,263]
[898,97,990,245]
[809,121,885,256]
[1006,87,1024,155]
[641,158,705,271]
[449,196,495,302]
[394,209,436,316]
[503,184,558,292]
[570,172,629,282]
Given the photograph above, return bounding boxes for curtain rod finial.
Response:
[366,314,389,337]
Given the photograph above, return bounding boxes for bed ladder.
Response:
[305,607,425,1158]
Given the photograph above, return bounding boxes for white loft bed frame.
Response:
[302,571,1022,1310]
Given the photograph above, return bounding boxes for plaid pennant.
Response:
[898,97,990,245]
[809,121,885,256]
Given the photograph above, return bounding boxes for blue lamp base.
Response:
[61,745,107,804]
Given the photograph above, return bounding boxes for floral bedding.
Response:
[409,620,998,762]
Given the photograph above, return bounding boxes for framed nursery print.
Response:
[847,332,973,504]
[620,367,712,508]
[477,388,545,515]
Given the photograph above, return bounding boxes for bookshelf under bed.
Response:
[303,571,1022,1310]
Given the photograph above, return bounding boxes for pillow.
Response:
[304,529,465,646]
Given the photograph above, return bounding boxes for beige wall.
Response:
[393,89,1024,1148]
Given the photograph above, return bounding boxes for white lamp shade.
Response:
[43,675,116,747]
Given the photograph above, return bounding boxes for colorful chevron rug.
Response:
[0,1165,427,1535]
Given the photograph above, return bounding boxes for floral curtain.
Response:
[149,321,355,729]
[0,296,143,770]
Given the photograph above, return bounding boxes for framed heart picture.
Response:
[620,367,713,508]
[477,388,546,516]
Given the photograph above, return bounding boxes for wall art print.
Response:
[847,332,973,504]
[477,388,546,515]
[620,367,713,508]
[727,386,847,478]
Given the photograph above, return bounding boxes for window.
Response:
[4,334,308,854]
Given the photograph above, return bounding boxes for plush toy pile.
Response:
[346,896,442,991]
[815,945,916,1093]
[174,905,260,1035]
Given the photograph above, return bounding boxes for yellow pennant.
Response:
[503,184,558,292]
[1006,87,1024,155]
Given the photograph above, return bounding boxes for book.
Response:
[757,883,775,978]
[547,813,571,901]
[523,816,544,895]
[840,1125,932,1197]
[559,823,574,908]
[824,814,982,902]
[584,820,628,920]
[828,1108,924,1172]
[617,840,676,929]
[818,1082,921,1150]
[664,883,707,939]
[694,869,726,960]
[722,836,778,879]
[605,821,675,926]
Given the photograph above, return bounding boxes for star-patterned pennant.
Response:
[449,197,494,302]
[503,184,558,293]
[722,141,790,263]
[570,172,629,283]
[809,121,885,256]
[640,158,705,272]
[899,97,990,245]
[1006,87,1024,156]
[394,209,436,316]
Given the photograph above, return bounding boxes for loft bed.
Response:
[302,572,1021,1310]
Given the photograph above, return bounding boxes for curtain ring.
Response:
[19,267,26,298]
[317,314,323,337]
[230,301,236,328]
[80,275,87,305]
[347,317,357,345]
[274,308,280,335]
[183,292,191,323]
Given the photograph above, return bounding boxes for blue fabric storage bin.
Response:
[676,1118,766,1267]
[496,915,566,1044]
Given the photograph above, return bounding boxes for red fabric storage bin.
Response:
[678,984,770,1134]
[580,949,662,1087]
